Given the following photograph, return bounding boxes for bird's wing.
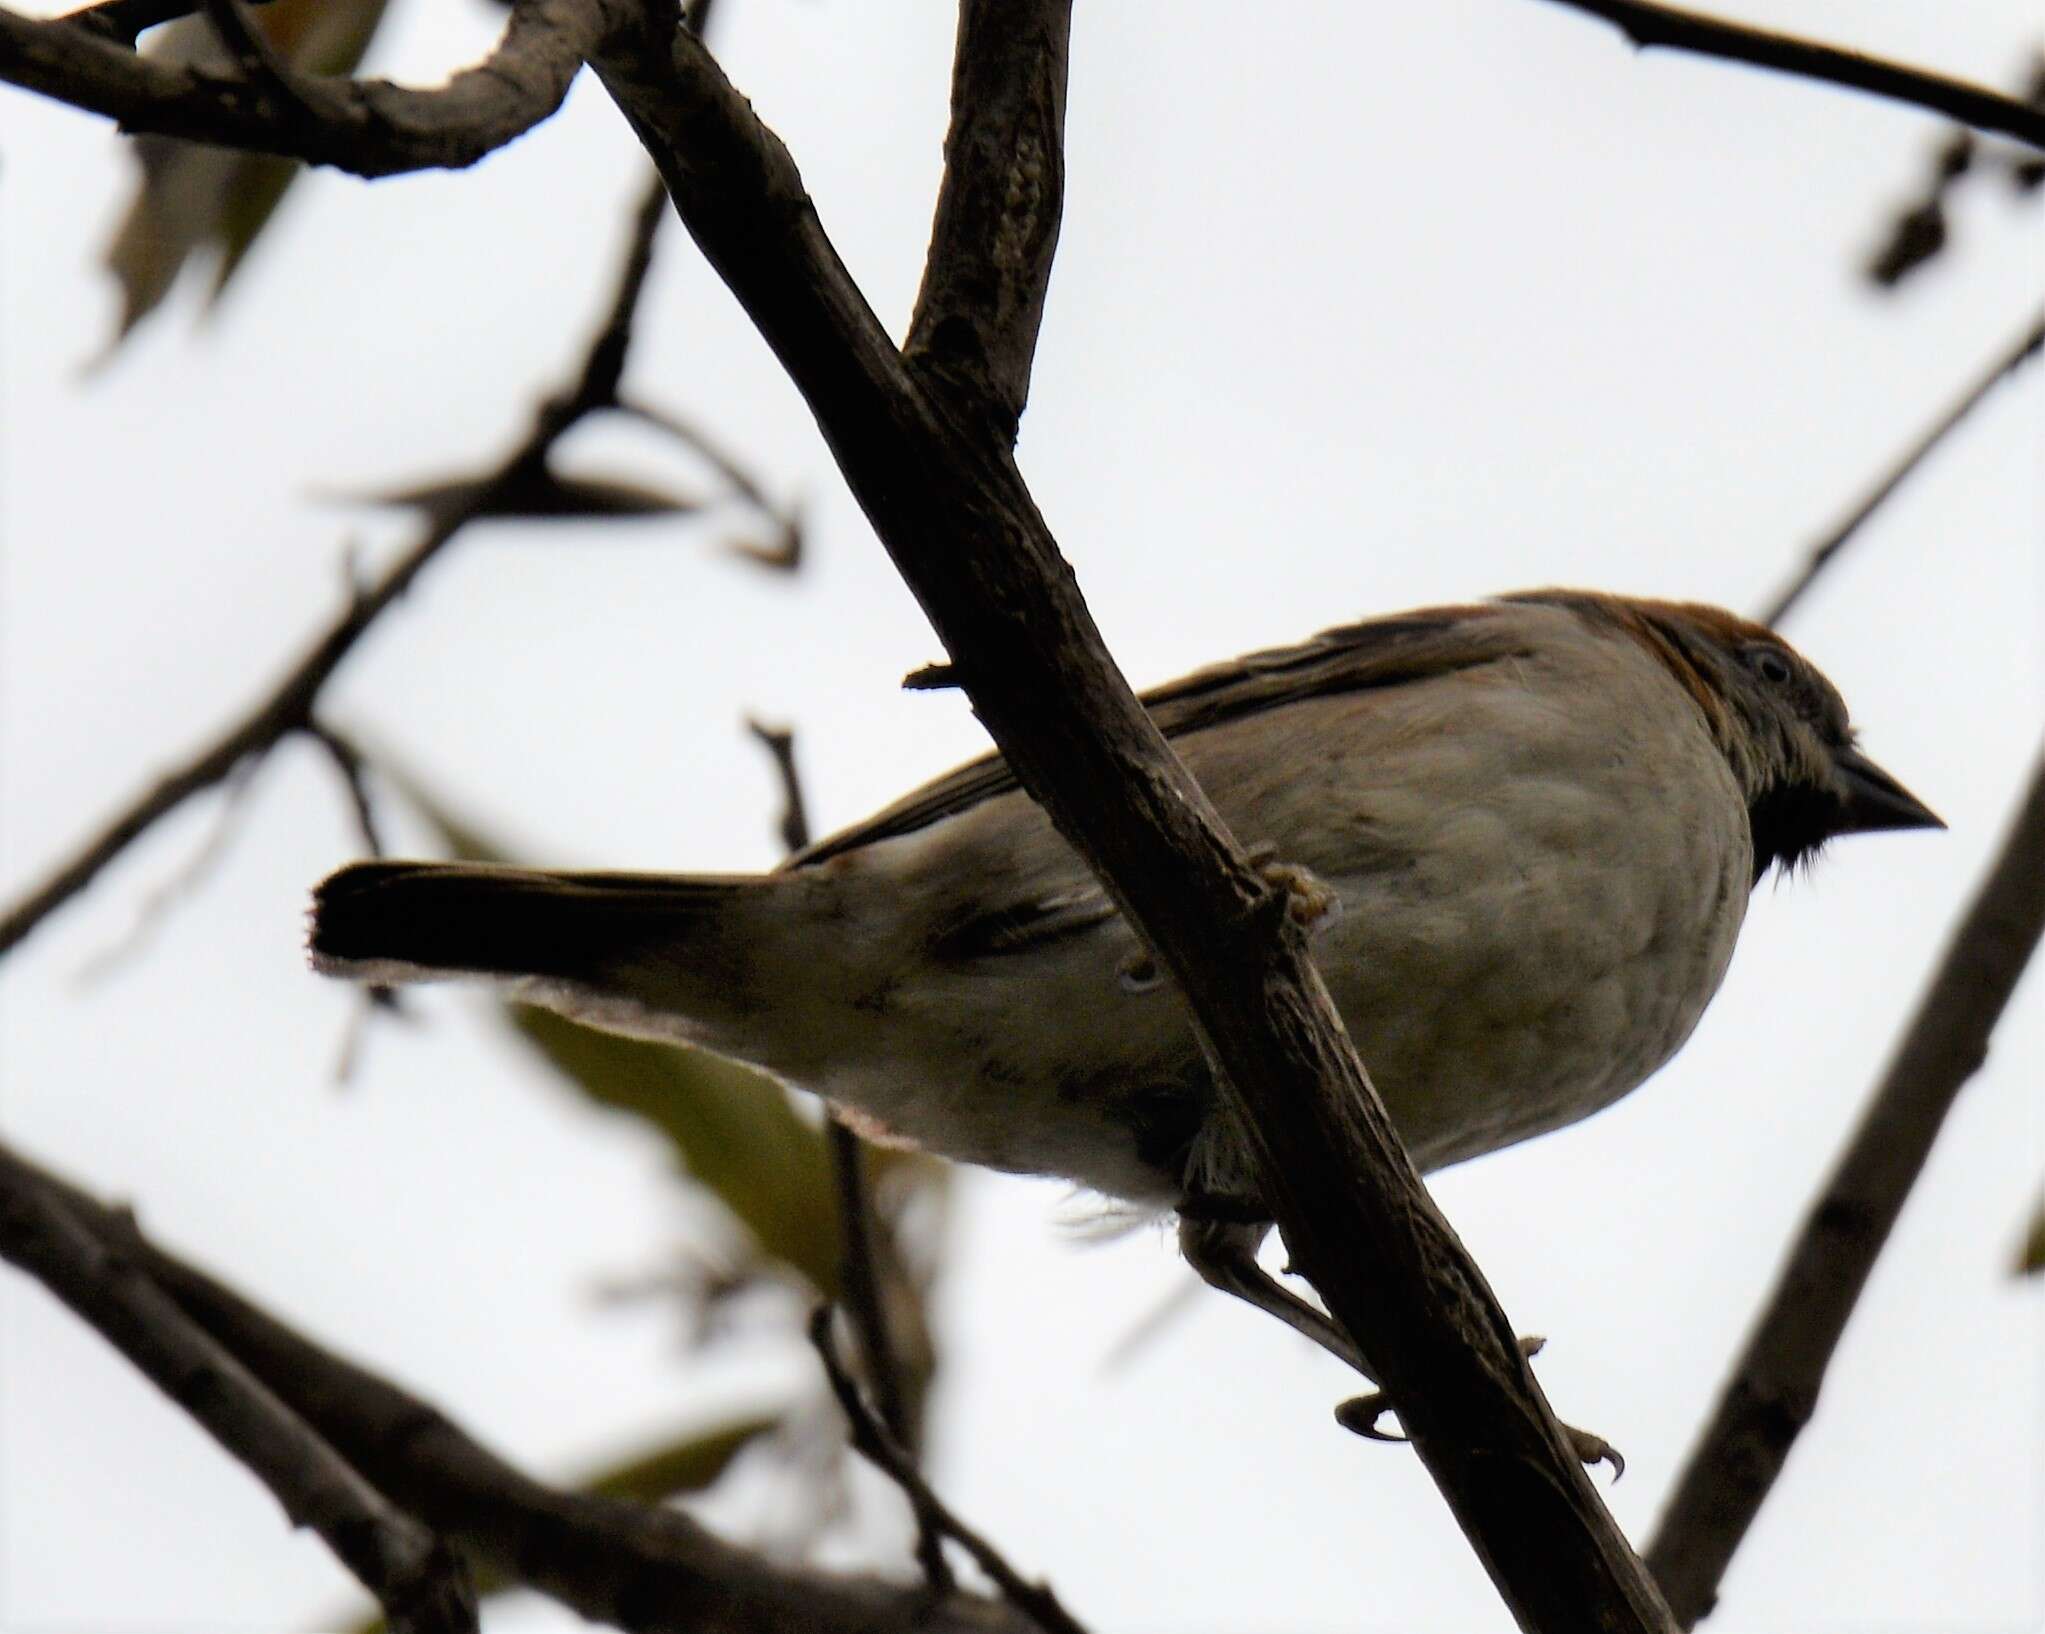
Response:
[788,601,1530,869]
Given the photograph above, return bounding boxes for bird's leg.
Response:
[1176,1210,1625,1478]
[1176,1212,1373,1375]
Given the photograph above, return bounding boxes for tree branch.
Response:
[1761,306,2045,627]
[4,1145,1047,1634]
[594,18,1678,1631]
[1645,745,2045,1626]
[1538,0,2045,152]
[904,0,1072,442]
[0,1144,477,1634]
[0,169,672,961]
[0,0,623,176]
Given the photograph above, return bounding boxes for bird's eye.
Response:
[1747,645,1794,686]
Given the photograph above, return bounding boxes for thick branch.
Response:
[595,24,1676,1632]
[904,0,1072,441]
[0,0,623,176]
[1762,307,2045,628]
[0,170,671,960]
[7,1147,1042,1634]
[1540,0,2045,152]
[1646,747,2045,1625]
[0,1145,476,1634]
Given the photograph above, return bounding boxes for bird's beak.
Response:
[1833,745,1945,834]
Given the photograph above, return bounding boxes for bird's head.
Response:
[1522,592,1945,882]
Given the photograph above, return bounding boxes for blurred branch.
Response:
[5,1145,1052,1634]
[745,720,923,1464]
[596,15,1678,1631]
[304,721,388,858]
[1539,1,2045,150]
[0,172,672,962]
[0,0,619,175]
[0,1142,477,1634]
[1647,745,2045,1626]
[905,0,1071,441]
[621,399,804,569]
[1761,305,2045,628]
[65,0,277,48]
[811,1308,1090,1634]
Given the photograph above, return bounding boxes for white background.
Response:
[2,0,2041,1628]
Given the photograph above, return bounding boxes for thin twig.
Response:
[621,398,803,569]
[745,719,926,1473]
[0,1144,478,1634]
[1761,307,2045,626]
[0,170,671,963]
[70,755,261,984]
[304,721,386,858]
[1645,745,2045,1626]
[744,718,813,856]
[1540,0,2045,152]
[810,1307,1091,1634]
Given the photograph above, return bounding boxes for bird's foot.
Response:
[1244,846,1340,933]
[1333,1335,1625,1480]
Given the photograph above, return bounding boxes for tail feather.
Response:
[308,860,745,988]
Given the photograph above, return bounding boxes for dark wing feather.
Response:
[788,602,1524,869]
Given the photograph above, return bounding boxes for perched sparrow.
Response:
[310,590,1937,1378]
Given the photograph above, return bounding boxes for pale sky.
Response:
[2,0,2041,1629]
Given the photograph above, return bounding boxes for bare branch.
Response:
[8,1146,1046,1634]
[304,721,387,857]
[0,171,672,962]
[595,23,1678,1630]
[0,1143,478,1634]
[1762,307,2045,627]
[812,1308,1089,1634]
[905,0,1073,440]
[0,0,625,177]
[1646,746,2045,1626]
[1539,0,2045,152]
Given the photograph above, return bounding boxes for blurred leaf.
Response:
[343,1415,779,1634]
[352,465,705,523]
[510,1007,844,1293]
[100,0,391,349]
[387,771,845,1294]
[2016,1191,2045,1278]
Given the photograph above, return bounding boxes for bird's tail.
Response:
[307,859,790,1049]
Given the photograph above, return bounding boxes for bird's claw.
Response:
[1245,847,1340,933]
[1334,1334,1624,1481]
[1333,1390,1405,1442]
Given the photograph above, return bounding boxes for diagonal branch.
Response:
[0,169,672,961]
[1645,745,2045,1626]
[0,1144,477,1634]
[5,1144,1047,1634]
[0,0,626,177]
[1538,0,2045,152]
[904,0,1072,442]
[1761,306,2045,628]
[594,19,1678,1631]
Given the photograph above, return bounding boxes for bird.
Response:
[309,589,1939,1399]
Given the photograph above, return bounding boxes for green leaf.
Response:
[509,1006,843,1293]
